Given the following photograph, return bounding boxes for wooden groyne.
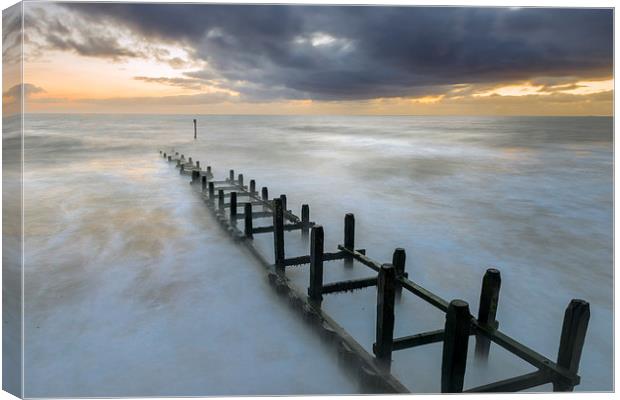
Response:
[159,149,590,394]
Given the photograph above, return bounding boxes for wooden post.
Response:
[207,166,212,175]
[441,299,471,393]
[175,152,179,156]
[262,187,269,201]
[475,268,501,362]
[230,192,237,221]
[344,213,355,266]
[193,118,197,139]
[553,299,590,391]
[181,154,185,160]
[208,182,215,199]
[196,161,200,170]
[201,176,207,191]
[244,202,253,238]
[261,187,269,210]
[188,157,193,164]
[191,170,199,183]
[392,248,406,298]
[301,204,310,237]
[280,194,287,212]
[272,197,285,271]
[308,225,324,304]
[180,164,185,174]
[218,189,225,210]
[238,173,244,188]
[229,169,234,182]
[375,264,396,369]
[168,156,172,162]
[250,180,256,194]
[162,152,166,157]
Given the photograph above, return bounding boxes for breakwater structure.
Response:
[159,148,590,394]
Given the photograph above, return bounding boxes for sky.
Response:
[3,3,614,115]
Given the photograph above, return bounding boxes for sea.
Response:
[12,114,613,395]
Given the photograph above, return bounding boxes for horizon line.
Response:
[12,112,614,118]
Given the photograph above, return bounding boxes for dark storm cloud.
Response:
[57,4,612,101]
[25,5,145,60]
[45,33,142,59]
[3,5,23,64]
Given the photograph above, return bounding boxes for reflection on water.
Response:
[23,114,612,394]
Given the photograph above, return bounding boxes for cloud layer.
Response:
[23,3,613,109]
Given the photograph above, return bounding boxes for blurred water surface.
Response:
[22,114,612,394]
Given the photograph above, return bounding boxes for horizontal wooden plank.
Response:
[392,329,444,351]
[398,277,450,312]
[283,255,311,266]
[321,277,377,295]
[212,185,243,191]
[223,201,263,208]
[252,222,315,234]
[234,211,273,219]
[465,371,550,393]
[323,251,347,261]
[337,246,382,272]
[472,322,580,387]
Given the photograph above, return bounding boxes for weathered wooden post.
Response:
[250,180,256,195]
[193,118,197,139]
[230,192,237,221]
[261,187,269,211]
[177,159,181,167]
[201,176,207,191]
[308,225,324,304]
[301,204,310,237]
[229,169,235,182]
[175,152,179,157]
[191,170,200,183]
[188,157,193,165]
[196,161,200,170]
[208,182,215,199]
[168,156,172,162]
[344,213,355,267]
[475,268,501,362]
[244,202,253,238]
[441,299,471,393]
[280,194,287,212]
[181,154,185,160]
[180,164,185,174]
[375,264,396,369]
[238,173,244,188]
[218,189,225,210]
[162,151,166,157]
[272,197,285,272]
[207,166,212,176]
[392,248,406,298]
[553,299,590,392]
